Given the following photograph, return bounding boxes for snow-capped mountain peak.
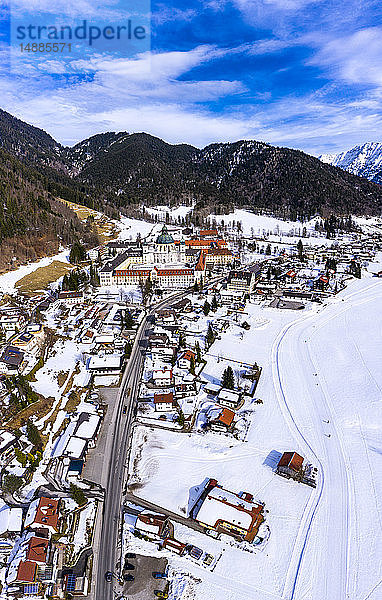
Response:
[319,142,382,184]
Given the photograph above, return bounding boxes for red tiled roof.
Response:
[195,250,207,271]
[26,537,49,563]
[155,268,193,276]
[199,229,218,236]
[34,497,59,530]
[16,561,37,582]
[154,392,174,404]
[153,369,173,378]
[278,452,304,471]
[115,269,151,276]
[217,408,235,427]
[181,350,196,361]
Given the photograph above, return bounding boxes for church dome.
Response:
[156,225,174,245]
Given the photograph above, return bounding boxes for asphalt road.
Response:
[94,274,237,600]
[95,290,189,600]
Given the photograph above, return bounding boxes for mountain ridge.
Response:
[319,142,382,185]
[0,109,381,226]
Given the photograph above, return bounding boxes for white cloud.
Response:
[309,27,382,86]
[1,43,382,155]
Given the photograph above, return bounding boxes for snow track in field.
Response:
[274,280,382,600]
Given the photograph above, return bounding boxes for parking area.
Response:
[82,386,119,487]
[121,554,168,599]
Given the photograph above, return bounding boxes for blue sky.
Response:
[1,0,382,154]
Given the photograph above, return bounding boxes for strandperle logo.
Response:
[9,1,151,73]
[15,19,147,46]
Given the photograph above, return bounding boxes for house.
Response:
[0,346,25,374]
[151,344,176,363]
[87,354,122,375]
[227,268,260,295]
[171,298,192,312]
[178,349,196,370]
[63,437,88,460]
[14,560,37,583]
[11,329,43,356]
[26,536,49,564]
[0,431,17,455]
[154,392,175,412]
[155,309,177,325]
[73,413,101,449]
[0,310,26,338]
[0,504,23,536]
[203,382,222,397]
[135,512,170,540]
[152,368,174,387]
[276,452,304,478]
[209,408,235,432]
[57,291,84,305]
[195,480,264,543]
[162,538,187,555]
[175,378,197,398]
[63,573,89,596]
[24,497,60,534]
[217,388,242,409]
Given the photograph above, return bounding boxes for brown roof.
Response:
[16,561,37,582]
[199,229,219,237]
[181,350,196,362]
[278,452,304,472]
[26,536,49,563]
[34,497,59,530]
[217,408,235,427]
[154,392,174,404]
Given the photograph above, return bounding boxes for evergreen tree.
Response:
[189,354,196,375]
[69,242,86,264]
[221,365,235,390]
[265,243,272,255]
[203,301,211,316]
[297,239,304,260]
[70,483,87,506]
[26,420,42,449]
[123,310,134,329]
[195,341,202,363]
[205,323,216,350]
[211,295,218,311]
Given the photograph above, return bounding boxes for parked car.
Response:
[154,591,168,599]
[123,405,127,414]
[125,563,135,570]
[126,552,136,558]
[152,572,166,579]
[123,574,134,582]
[105,571,113,582]
[188,546,203,560]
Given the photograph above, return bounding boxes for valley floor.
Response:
[128,271,382,600]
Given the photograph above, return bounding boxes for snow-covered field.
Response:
[208,209,321,237]
[128,268,382,600]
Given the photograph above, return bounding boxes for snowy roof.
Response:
[0,505,22,534]
[135,513,166,535]
[218,389,240,402]
[74,413,100,440]
[64,436,87,459]
[196,486,256,531]
[88,354,122,370]
[0,430,16,451]
[94,334,114,344]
